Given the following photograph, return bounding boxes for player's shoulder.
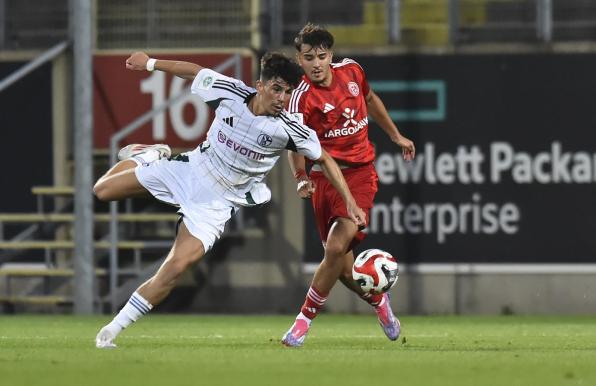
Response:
[331,58,365,72]
[210,71,255,98]
[288,78,312,113]
[276,110,313,139]
[192,68,255,101]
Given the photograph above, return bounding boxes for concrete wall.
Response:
[323,271,596,315]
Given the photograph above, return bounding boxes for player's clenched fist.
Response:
[347,202,366,227]
[126,51,150,71]
[296,178,315,199]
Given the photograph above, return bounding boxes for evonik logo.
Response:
[217,130,265,160]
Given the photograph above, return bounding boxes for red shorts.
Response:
[309,162,378,249]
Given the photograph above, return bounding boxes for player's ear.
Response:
[255,79,263,92]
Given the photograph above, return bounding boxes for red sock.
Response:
[300,286,328,320]
[360,292,384,307]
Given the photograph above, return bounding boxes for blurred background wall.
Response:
[1,0,595,315]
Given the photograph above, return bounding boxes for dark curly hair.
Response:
[260,52,303,89]
[294,23,334,51]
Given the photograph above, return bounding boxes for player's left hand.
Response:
[394,135,416,161]
[347,202,366,227]
[296,178,315,199]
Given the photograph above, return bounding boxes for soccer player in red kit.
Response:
[282,24,416,347]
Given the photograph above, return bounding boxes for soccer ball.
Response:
[352,249,399,295]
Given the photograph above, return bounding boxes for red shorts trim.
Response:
[309,163,378,249]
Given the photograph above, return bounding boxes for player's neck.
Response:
[311,71,333,87]
[248,94,266,116]
[318,71,333,88]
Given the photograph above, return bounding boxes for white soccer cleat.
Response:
[95,326,117,349]
[118,143,172,162]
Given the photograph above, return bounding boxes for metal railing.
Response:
[0,41,68,92]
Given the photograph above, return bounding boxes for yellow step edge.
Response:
[31,186,75,195]
[0,295,69,305]
[0,213,179,222]
[0,268,107,277]
[0,240,151,249]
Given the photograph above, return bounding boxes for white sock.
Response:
[296,312,312,326]
[107,291,153,335]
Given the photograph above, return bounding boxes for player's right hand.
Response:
[126,52,150,71]
[296,178,315,199]
[347,202,366,227]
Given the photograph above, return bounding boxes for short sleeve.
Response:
[342,58,370,96]
[191,68,254,105]
[278,111,322,161]
[287,80,311,123]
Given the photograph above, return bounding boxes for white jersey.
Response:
[189,68,322,204]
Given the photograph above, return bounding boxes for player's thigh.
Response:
[96,167,148,200]
[157,222,206,274]
[325,217,359,257]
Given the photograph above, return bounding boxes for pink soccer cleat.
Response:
[375,293,401,341]
[281,318,310,347]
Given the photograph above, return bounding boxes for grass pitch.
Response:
[0,315,595,386]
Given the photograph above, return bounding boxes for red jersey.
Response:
[288,59,375,165]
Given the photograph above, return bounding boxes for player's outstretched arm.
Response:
[125,51,203,80]
[312,150,365,226]
[287,151,315,199]
[366,89,416,161]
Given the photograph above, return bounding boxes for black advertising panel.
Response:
[304,53,596,264]
[0,62,53,212]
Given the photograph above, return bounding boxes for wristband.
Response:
[297,179,310,192]
[146,58,157,72]
[294,169,307,181]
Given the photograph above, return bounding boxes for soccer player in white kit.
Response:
[94,51,366,348]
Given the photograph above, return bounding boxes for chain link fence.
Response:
[97,0,254,49]
[0,0,68,50]
[0,0,595,51]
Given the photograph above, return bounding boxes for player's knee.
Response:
[324,240,347,260]
[170,259,191,277]
[341,266,352,281]
[93,181,111,201]
[172,252,202,275]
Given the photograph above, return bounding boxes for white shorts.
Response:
[134,152,239,252]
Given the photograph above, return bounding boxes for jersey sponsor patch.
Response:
[217,130,265,160]
[324,116,368,138]
[348,81,360,96]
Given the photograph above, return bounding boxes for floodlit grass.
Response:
[0,315,595,386]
